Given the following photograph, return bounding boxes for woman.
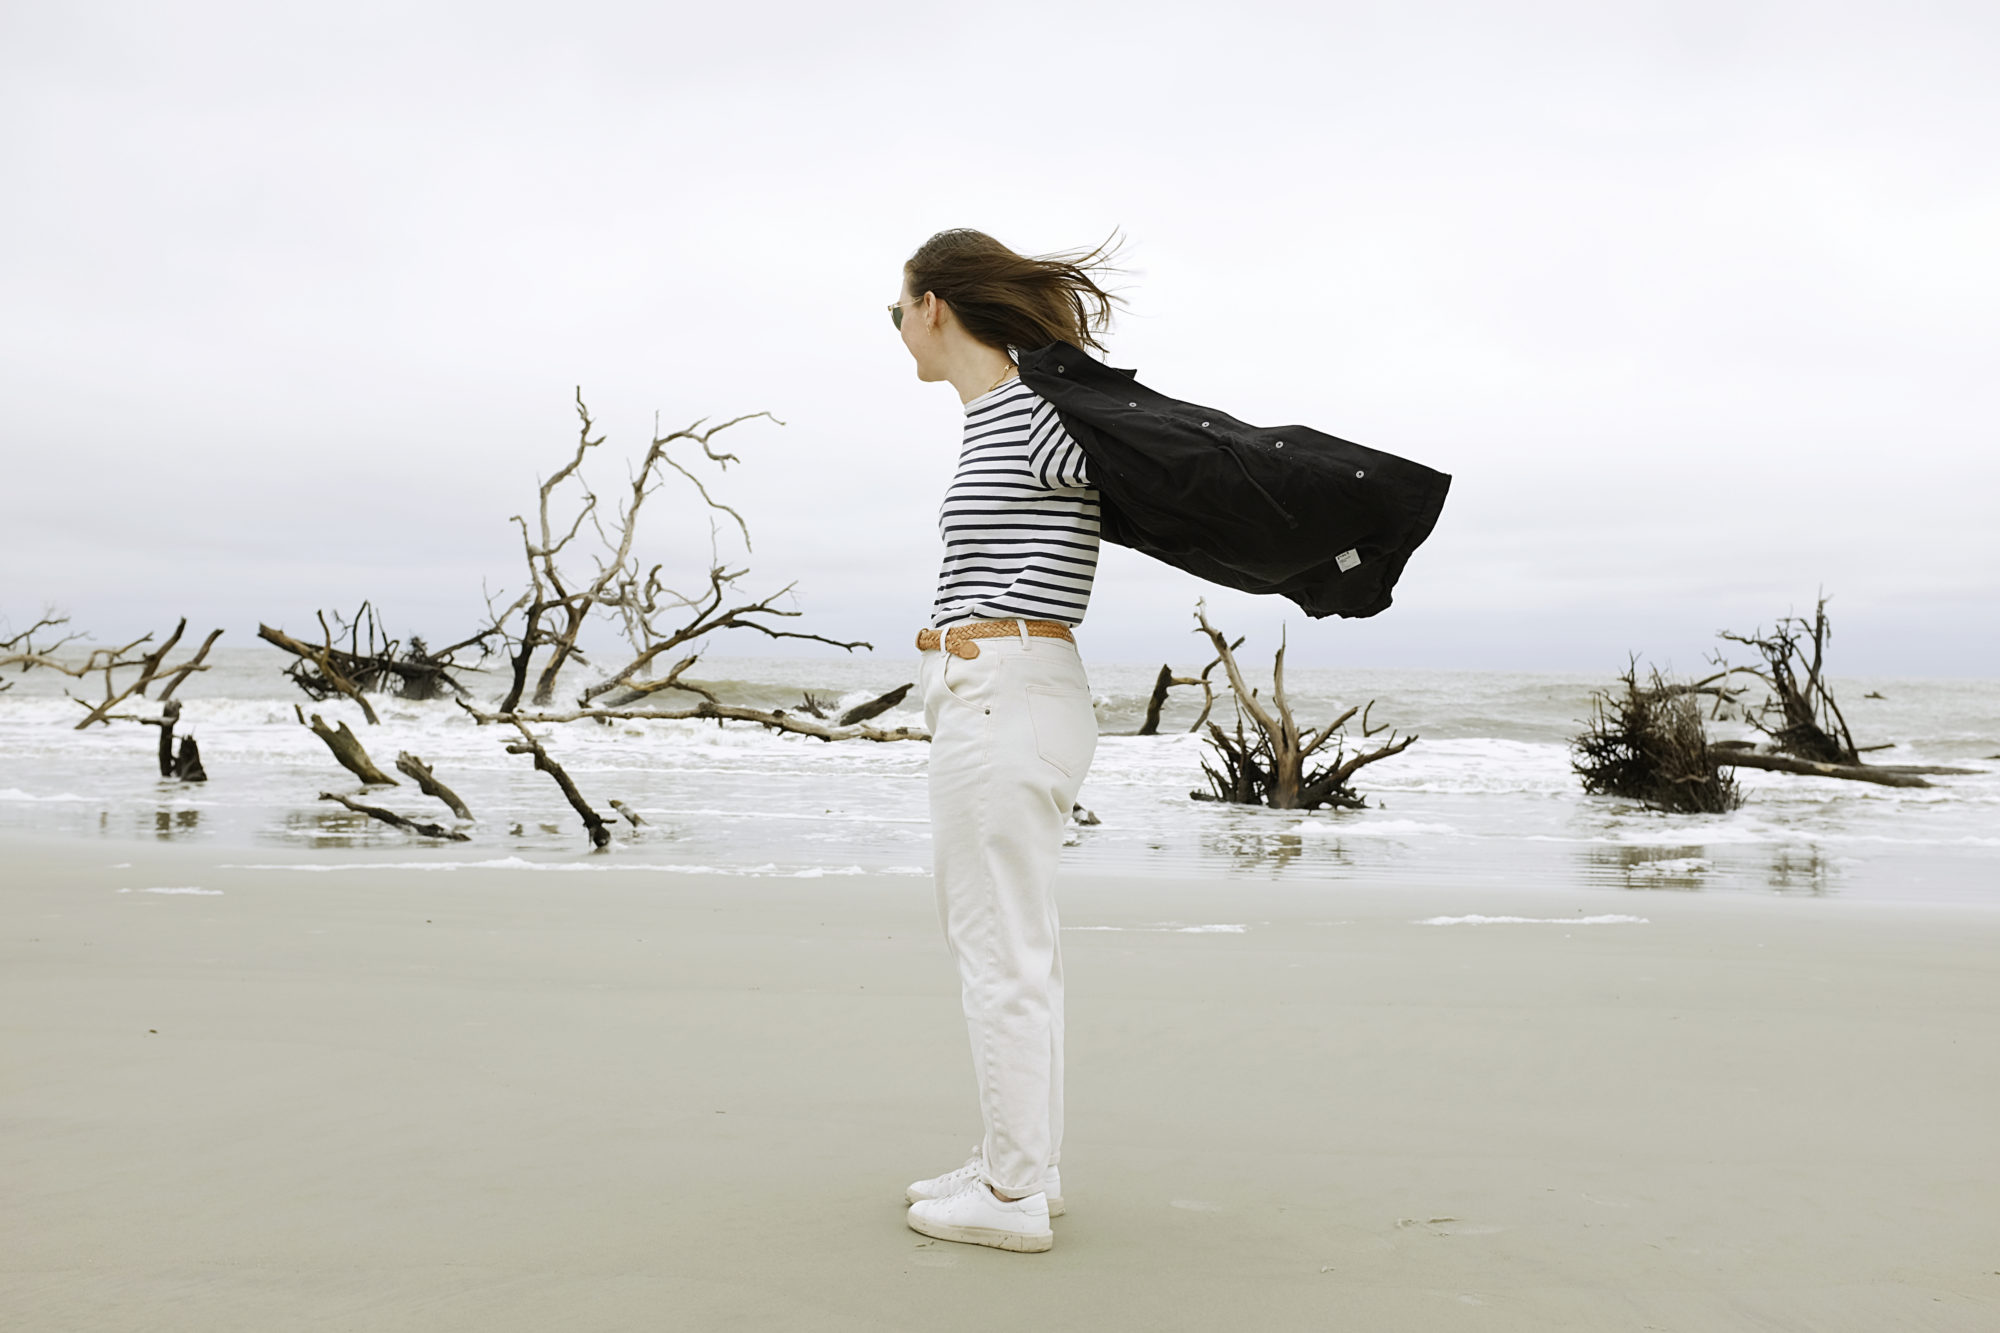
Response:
[891,228,1127,1254]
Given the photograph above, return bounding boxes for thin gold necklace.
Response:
[982,362,1017,395]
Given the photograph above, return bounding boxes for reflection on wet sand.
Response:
[271,808,588,855]
[152,807,201,840]
[1581,844,1710,893]
[1201,825,1338,876]
[1575,840,1844,896]
[1765,846,1838,895]
[275,807,398,852]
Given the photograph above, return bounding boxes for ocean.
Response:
[3,644,1996,903]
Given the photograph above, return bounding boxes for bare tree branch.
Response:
[394,752,474,821]
[319,791,470,841]
[65,620,225,729]
[296,705,398,785]
[500,718,612,849]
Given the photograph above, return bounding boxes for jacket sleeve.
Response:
[1027,398,1092,490]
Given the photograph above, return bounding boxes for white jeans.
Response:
[919,627,1097,1197]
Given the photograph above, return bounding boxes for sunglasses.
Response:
[887,294,923,331]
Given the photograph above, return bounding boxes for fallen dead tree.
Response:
[1704,744,1930,789]
[1577,593,1981,805]
[261,604,492,717]
[1186,601,1416,810]
[1572,662,1743,813]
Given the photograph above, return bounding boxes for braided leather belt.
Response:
[915,618,1076,659]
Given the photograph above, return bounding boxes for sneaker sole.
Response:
[906,1212,1053,1253]
[905,1187,1065,1218]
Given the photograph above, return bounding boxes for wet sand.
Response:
[3,833,1997,1331]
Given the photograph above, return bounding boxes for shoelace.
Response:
[920,1147,1053,1204]
[921,1161,981,1194]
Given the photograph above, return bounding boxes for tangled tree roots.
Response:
[1572,663,1743,814]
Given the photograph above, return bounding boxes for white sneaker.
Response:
[905,1145,1065,1216]
[907,1180,1053,1253]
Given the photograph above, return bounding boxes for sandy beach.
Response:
[3,833,1996,1331]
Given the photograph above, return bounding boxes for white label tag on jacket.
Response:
[1336,548,1361,572]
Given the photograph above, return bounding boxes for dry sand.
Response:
[3,832,1997,1331]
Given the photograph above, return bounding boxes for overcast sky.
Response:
[4,1,1995,680]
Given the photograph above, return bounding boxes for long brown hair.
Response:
[903,227,1130,355]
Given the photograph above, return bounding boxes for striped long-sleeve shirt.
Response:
[931,373,1100,628]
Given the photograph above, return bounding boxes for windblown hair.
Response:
[903,227,1129,355]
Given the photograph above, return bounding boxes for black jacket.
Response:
[1016,342,1451,619]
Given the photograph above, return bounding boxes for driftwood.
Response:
[1705,742,1963,788]
[1188,601,1416,810]
[609,799,647,827]
[1574,600,1973,805]
[318,791,471,841]
[1573,663,1742,813]
[457,698,927,744]
[394,752,473,821]
[296,706,398,785]
[1706,740,1976,778]
[1709,748,1929,788]
[137,699,208,782]
[836,683,913,728]
[501,719,611,849]
[60,619,225,729]
[261,605,489,708]
[260,621,380,725]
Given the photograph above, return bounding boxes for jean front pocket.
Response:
[1024,684,1097,780]
[934,646,999,717]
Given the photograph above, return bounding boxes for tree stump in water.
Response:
[141,699,208,782]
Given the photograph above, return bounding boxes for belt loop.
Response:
[1015,618,1029,646]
